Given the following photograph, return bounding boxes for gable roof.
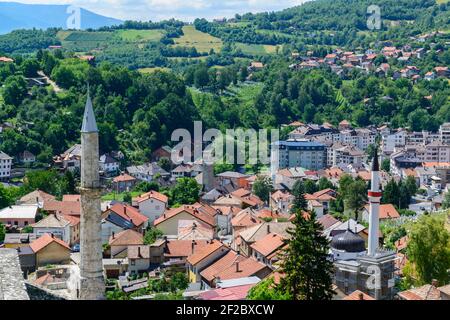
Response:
[43,200,81,216]
[200,250,267,282]
[363,203,400,219]
[343,290,375,300]
[109,229,144,246]
[31,214,70,228]
[199,284,255,300]
[231,208,262,228]
[239,222,291,243]
[30,233,71,253]
[103,203,148,228]
[18,190,55,205]
[154,205,215,227]
[178,220,214,240]
[250,233,285,258]
[0,205,38,219]
[398,284,442,300]
[113,173,136,183]
[133,190,168,204]
[186,239,226,265]
[164,239,210,258]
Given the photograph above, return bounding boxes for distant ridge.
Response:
[0,2,122,34]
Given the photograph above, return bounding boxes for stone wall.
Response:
[0,248,29,300]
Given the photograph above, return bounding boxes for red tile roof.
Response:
[164,239,210,258]
[104,203,148,227]
[154,205,215,227]
[186,239,226,265]
[109,229,143,246]
[250,233,285,258]
[43,200,81,216]
[30,233,71,253]
[113,173,136,183]
[133,190,168,204]
[200,250,267,282]
[199,284,255,300]
[343,290,375,300]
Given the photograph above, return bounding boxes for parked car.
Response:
[72,244,80,252]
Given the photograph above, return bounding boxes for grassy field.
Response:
[173,25,223,54]
[224,82,264,108]
[101,191,143,201]
[235,42,281,55]
[116,29,165,42]
[436,0,449,4]
[138,67,171,74]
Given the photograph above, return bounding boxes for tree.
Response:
[170,177,200,205]
[169,272,189,292]
[382,179,400,207]
[2,75,27,106]
[247,277,291,300]
[381,159,390,173]
[318,177,333,191]
[344,179,367,220]
[279,210,335,300]
[252,175,273,203]
[406,214,450,286]
[143,227,163,245]
[405,176,418,197]
[443,192,450,209]
[134,181,159,193]
[291,180,307,213]
[0,223,5,243]
[157,157,171,172]
[123,192,132,204]
[303,179,318,194]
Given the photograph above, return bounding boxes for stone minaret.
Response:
[367,149,381,256]
[78,90,105,300]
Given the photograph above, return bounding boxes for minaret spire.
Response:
[367,148,381,256]
[77,88,105,300]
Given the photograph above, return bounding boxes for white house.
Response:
[0,151,13,180]
[132,190,168,223]
[19,150,36,164]
[0,205,39,227]
[99,153,120,174]
[31,214,71,244]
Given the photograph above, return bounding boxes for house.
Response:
[186,239,229,283]
[31,213,80,246]
[0,151,13,180]
[231,208,262,237]
[127,245,151,274]
[112,173,136,193]
[18,150,36,164]
[236,222,291,257]
[16,189,55,207]
[270,190,294,215]
[43,199,81,216]
[151,146,172,162]
[424,71,436,81]
[248,61,264,71]
[178,220,215,240]
[109,229,144,258]
[29,233,71,267]
[212,205,240,235]
[435,67,449,78]
[17,245,36,274]
[0,56,14,63]
[199,250,271,289]
[362,204,400,222]
[216,171,249,190]
[2,233,37,249]
[250,233,286,268]
[126,162,169,182]
[101,203,148,243]
[163,239,210,264]
[132,190,168,223]
[0,205,39,228]
[318,214,341,238]
[53,144,82,172]
[304,188,336,214]
[99,153,120,175]
[198,278,259,300]
[154,205,216,236]
[397,280,448,300]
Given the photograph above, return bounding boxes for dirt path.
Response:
[37,71,62,93]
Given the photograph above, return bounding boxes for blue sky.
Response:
[0,0,308,21]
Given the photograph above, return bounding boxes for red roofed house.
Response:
[199,283,256,300]
[154,205,216,236]
[270,190,294,215]
[109,229,144,258]
[30,233,71,267]
[362,203,400,223]
[112,173,136,193]
[186,239,229,283]
[132,190,168,223]
[304,188,336,214]
[250,233,286,267]
[101,203,148,244]
[343,290,375,300]
[200,250,272,289]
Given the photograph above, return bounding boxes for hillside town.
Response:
[1,89,449,301]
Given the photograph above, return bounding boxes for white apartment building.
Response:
[0,151,13,180]
[440,123,450,145]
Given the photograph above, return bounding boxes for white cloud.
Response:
[0,0,306,21]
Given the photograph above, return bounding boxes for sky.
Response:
[0,0,308,21]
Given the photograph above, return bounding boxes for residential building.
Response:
[272,140,327,171]
[250,233,286,268]
[0,151,13,180]
[132,190,168,223]
[29,233,71,267]
[362,204,400,223]
[112,173,136,193]
[186,240,229,283]
[31,213,80,246]
[0,205,39,228]
[99,153,120,175]
[126,162,169,182]
[109,229,144,258]
[18,150,36,164]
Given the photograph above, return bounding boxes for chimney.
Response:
[36,197,39,203]
[431,279,438,287]
[191,240,195,254]
[358,293,364,300]
[51,233,54,238]
[112,231,115,239]
[123,206,126,216]
[235,261,240,272]
[267,224,270,234]
[138,246,142,258]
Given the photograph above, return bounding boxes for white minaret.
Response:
[367,149,381,256]
[78,89,105,300]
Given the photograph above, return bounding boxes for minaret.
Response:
[78,89,105,300]
[367,149,381,256]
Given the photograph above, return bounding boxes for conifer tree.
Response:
[279,210,335,300]
[291,180,307,213]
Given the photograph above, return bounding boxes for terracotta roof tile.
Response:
[250,233,285,257]
[186,240,226,265]
[104,203,148,227]
[154,205,215,227]
[133,190,168,204]
[30,233,71,252]
[109,229,143,246]
[343,290,375,300]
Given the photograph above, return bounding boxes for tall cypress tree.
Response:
[291,180,307,214]
[279,210,335,300]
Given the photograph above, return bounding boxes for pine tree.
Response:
[279,210,335,300]
[291,180,307,214]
